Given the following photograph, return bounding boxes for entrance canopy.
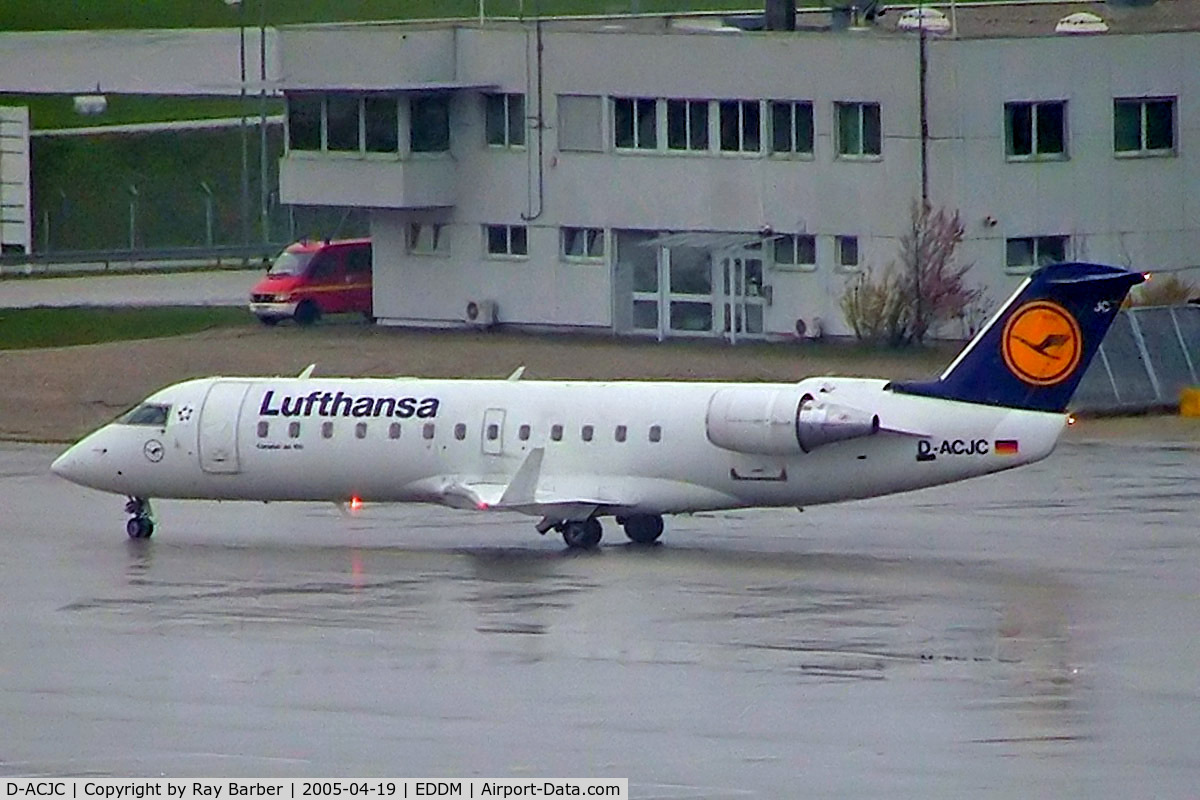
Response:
[641,231,778,252]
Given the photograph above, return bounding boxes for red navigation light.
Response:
[349,495,363,512]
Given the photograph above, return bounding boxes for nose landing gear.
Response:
[124,497,155,539]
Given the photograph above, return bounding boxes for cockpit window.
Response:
[268,250,313,277]
[117,403,171,427]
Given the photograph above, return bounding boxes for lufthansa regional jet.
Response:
[52,262,1142,548]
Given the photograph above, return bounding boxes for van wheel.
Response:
[258,316,280,327]
[294,301,320,326]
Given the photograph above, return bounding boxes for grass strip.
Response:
[0,306,252,350]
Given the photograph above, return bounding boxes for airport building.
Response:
[276,0,1200,339]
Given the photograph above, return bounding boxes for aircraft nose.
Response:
[50,442,107,488]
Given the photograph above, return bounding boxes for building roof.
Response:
[284,0,1200,41]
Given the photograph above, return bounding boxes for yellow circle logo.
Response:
[1001,300,1082,386]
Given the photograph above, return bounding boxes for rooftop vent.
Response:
[1055,11,1108,33]
[897,7,950,33]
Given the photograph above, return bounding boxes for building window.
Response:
[287,93,322,151]
[558,94,603,152]
[836,235,859,270]
[581,424,594,442]
[562,227,604,261]
[408,223,448,255]
[388,422,401,440]
[615,425,627,443]
[773,234,816,271]
[1114,98,1175,155]
[422,422,436,440]
[257,421,270,438]
[720,100,761,153]
[1006,236,1068,273]
[288,421,301,439]
[364,96,399,153]
[613,97,657,150]
[648,424,662,443]
[321,421,334,439]
[326,94,361,152]
[836,102,881,158]
[411,94,450,153]
[485,224,528,257]
[550,424,563,442]
[485,93,525,147]
[1005,101,1066,160]
[769,100,814,156]
[667,99,709,152]
[518,424,531,441]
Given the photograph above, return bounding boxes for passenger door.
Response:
[198,381,251,473]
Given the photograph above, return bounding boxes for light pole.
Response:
[200,181,215,247]
[224,0,250,255]
[127,184,139,252]
[258,0,270,245]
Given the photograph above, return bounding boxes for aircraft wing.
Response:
[411,448,615,518]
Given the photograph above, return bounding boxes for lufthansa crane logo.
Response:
[1001,300,1083,386]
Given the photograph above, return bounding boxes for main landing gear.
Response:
[546,514,666,550]
[124,497,155,539]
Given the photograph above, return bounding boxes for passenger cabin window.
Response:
[117,404,171,427]
[518,424,531,441]
[288,422,301,439]
[388,422,402,440]
[649,425,662,443]
[322,421,334,439]
[581,425,594,442]
[423,423,436,440]
[257,421,270,438]
[454,423,467,440]
[615,425,627,442]
[355,422,368,439]
[486,423,500,441]
[550,424,563,442]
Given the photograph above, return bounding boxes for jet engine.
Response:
[706,387,879,455]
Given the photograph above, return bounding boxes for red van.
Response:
[249,238,372,325]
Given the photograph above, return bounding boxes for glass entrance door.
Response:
[719,252,766,343]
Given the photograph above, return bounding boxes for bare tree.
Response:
[840,200,985,346]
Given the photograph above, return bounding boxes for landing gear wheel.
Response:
[622,514,664,545]
[124,497,154,539]
[294,300,320,326]
[561,518,602,549]
[126,516,154,539]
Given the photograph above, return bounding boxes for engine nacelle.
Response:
[706,387,879,455]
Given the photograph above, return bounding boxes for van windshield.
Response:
[268,251,314,277]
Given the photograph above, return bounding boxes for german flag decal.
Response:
[994,439,1019,455]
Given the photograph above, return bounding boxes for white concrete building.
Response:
[277,1,1200,339]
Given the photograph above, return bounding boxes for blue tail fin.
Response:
[892,262,1144,413]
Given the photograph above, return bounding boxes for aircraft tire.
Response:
[126,516,154,539]
[562,519,602,549]
[294,301,321,326]
[622,514,664,545]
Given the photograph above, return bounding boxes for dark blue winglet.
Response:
[891,262,1144,413]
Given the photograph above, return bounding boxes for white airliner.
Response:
[52,262,1142,548]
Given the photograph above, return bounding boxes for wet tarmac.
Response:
[2,440,1198,797]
